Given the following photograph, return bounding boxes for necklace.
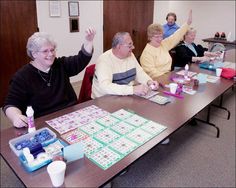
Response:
[37,68,53,87]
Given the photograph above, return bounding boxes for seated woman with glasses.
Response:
[3,28,96,128]
[140,10,192,80]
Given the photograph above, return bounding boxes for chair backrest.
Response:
[78,64,95,103]
[136,54,141,65]
[209,43,226,52]
[169,49,177,71]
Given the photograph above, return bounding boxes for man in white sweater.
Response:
[92,32,159,99]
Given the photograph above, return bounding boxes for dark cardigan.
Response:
[3,47,92,118]
[173,41,207,67]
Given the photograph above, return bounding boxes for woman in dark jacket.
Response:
[3,28,96,128]
[174,27,221,68]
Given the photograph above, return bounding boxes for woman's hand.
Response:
[84,27,96,54]
[199,56,211,62]
[12,114,28,128]
[5,107,28,128]
[205,51,222,58]
[85,27,96,42]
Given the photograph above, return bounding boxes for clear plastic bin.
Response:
[19,139,67,172]
[9,127,57,156]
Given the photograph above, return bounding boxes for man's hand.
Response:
[133,84,150,96]
[147,80,159,90]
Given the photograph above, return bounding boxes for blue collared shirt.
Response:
[163,23,180,39]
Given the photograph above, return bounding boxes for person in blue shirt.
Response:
[163,12,180,39]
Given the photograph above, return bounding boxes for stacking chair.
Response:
[78,64,95,103]
[209,42,226,52]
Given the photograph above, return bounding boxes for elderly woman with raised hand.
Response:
[140,10,192,80]
[174,27,221,67]
[3,28,96,128]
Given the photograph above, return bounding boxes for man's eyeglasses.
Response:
[38,48,56,55]
[121,43,134,49]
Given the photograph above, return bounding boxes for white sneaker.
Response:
[161,138,170,144]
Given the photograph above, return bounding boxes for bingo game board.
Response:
[46,106,167,170]
[46,105,109,134]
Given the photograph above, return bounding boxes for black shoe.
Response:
[161,138,170,144]
[120,167,130,176]
[189,118,197,126]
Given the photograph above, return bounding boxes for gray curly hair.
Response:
[26,32,57,60]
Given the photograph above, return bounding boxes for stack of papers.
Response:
[207,75,220,83]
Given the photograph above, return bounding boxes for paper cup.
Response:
[169,83,178,94]
[47,160,66,187]
[216,68,222,77]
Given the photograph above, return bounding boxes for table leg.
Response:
[211,94,231,120]
[195,105,220,138]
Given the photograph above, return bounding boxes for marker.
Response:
[163,91,184,99]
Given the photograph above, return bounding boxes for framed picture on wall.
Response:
[49,1,61,17]
[68,2,79,17]
[69,17,79,32]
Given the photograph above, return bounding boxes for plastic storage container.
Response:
[18,139,67,172]
[9,127,57,157]
[9,127,68,172]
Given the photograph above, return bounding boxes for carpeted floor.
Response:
[112,88,235,188]
[1,87,235,188]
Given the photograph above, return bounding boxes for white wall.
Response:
[36,1,235,82]
[154,1,235,46]
[36,0,103,82]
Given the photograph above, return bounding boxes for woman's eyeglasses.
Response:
[38,48,56,55]
[152,34,163,39]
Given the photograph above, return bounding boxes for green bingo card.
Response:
[85,109,167,170]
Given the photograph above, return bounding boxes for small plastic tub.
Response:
[9,127,57,156]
